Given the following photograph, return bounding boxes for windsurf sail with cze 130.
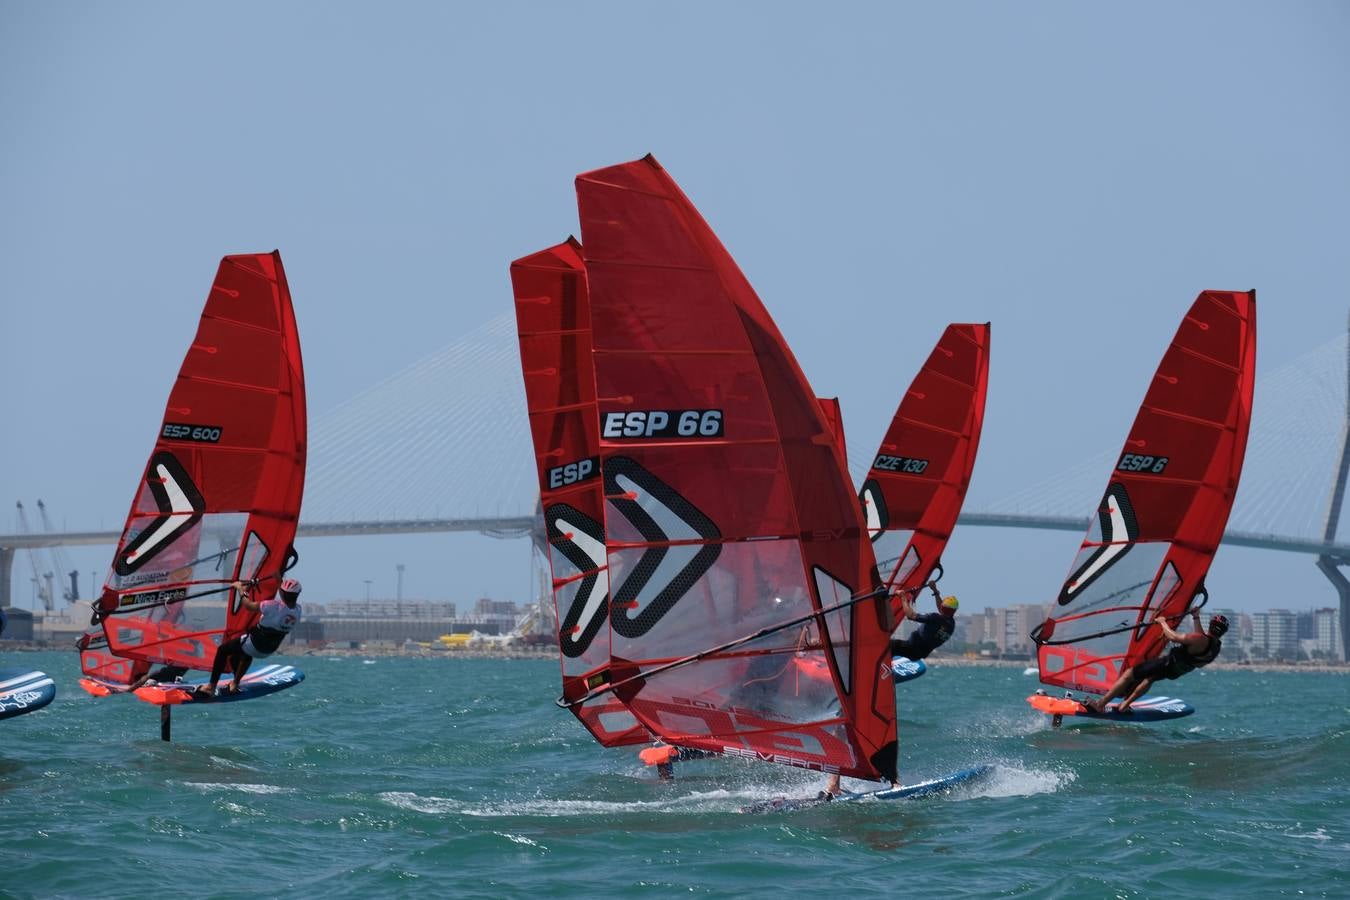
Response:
[95,252,307,674]
[1030,291,1255,697]
[564,155,898,782]
[860,324,990,620]
[511,237,651,747]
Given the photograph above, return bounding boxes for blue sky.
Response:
[3,2,1348,614]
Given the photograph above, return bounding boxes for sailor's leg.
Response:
[1117,678,1153,712]
[1087,667,1137,712]
[228,644,254,692]
[200,640,237,694]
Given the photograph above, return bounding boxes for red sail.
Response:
[578,156,897,782]
[1034,292,1256,694]
[511,237,650,747]
[816,397,847,462]
[77,627,145,688]
[98,252,307,672]
[860,324,990,618]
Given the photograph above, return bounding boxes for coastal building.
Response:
[955,604,1043,656]
[1314,607,1343,661]
[0,607,34,641]
[1253,609,1300,660]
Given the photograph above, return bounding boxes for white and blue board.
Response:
[1069,695,1194,723]
[741,764,994,813]
[0,668,56,721]
[890,656,927,682]
[133,664,305,706]
[1027,692,1193,724]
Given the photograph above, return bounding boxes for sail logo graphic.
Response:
[873,455,929,474]
[161,422,224,443]
[114,452,206,576]
[604,456,721,638]
[545,503,611,658]
[860,479,887,539]
[601,409,723,439]
[1058,482,1139,605]
[1117,453,1169,474]
[547,456,599,489]
[117,586,188,612]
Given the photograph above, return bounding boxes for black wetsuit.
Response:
[1134,637,1222,682]
[890,613,954,661]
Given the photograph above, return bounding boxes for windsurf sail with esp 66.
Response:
[511,237,650,747]
[564,155,897,782]
[95,252,307,672]
[859,324,990,618]
[1031,291,1255,695]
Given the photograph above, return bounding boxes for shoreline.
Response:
[7,640,1345,674]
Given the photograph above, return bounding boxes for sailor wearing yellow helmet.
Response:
[890,584,960,661]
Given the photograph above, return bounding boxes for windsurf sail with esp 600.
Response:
[860,324,990,618]
[564,155,897,782]
[511,236,650,747]
[76,627,145,693]
[1031,291,1255,695]
[95,252,307,672]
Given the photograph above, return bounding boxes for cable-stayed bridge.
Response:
[6,314,1350,655]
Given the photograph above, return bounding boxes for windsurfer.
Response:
[890,585,958,662]
[197,578,303,696]
[1086,613,1227,713]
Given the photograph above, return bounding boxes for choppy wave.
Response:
[2,652,1345,899]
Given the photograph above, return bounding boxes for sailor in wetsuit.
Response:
[197,578,302,696]
[1086,612,1227,713]
[890,587,959,661]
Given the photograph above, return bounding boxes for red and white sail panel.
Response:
[511,237,649,747]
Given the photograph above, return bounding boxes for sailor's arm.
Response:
[1154,617,1186,643]
[232,581,262,613]
[901,595,922,622]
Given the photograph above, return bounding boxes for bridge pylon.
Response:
[1315,309,1350,661]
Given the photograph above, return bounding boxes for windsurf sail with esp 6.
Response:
[511,237,650,747]
[95,252,307,672]
[859,324,990,618]
[1031,291,1255,695]
[565,155,897,782]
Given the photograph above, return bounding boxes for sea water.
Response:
[1,652,1345,898]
